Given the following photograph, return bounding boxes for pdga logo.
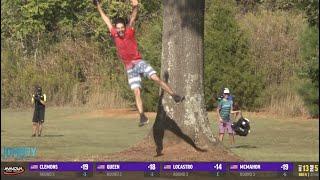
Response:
[3,166,25,175]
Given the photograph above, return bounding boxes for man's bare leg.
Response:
[150,74,185,102]
[134,88,144,114]
[219,134,224,142]
[32,123,37,137]
[229,133,235,145]
[38,122,43,136]
[133,88,149,126]
[150,74,174,95]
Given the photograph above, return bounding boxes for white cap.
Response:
[223,88,230,94]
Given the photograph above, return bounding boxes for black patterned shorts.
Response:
[126,60,157,89]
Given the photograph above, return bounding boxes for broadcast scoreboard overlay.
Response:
[1,162,319,178]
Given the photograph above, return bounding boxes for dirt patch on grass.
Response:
[20,109,242,161]
[101,137,242,161]
[58,109,243,161]
[26,134,241,162]
[67,135,242,162]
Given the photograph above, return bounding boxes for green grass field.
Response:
[1,107,319,161]
[208,112,319,161]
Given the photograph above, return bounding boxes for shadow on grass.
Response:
[42,134,64,137]
[231,145,257,149]
[153,72,207,157]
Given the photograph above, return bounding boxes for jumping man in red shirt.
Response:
[93,0,185,126]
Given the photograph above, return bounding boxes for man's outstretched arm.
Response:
[94,0,113,32]
[128,0,139,27]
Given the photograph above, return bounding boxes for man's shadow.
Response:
[42,134,64,137]
[152,72,206,156]
[231,145,257,149]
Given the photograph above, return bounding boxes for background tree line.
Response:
[1,0,318,117]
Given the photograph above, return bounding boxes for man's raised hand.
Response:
[93,0,100,6]
[128,0,139,27]
[131,0,138,7]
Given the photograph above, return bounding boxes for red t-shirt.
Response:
[110,27,142,69]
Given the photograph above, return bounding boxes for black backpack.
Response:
[231,117,251,136]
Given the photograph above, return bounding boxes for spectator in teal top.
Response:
[217,88,241,144]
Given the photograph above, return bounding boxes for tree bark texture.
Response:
[153,0,217,155]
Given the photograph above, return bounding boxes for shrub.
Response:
[204,0,263,110]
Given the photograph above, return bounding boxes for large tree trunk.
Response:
[153,0,217,156]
